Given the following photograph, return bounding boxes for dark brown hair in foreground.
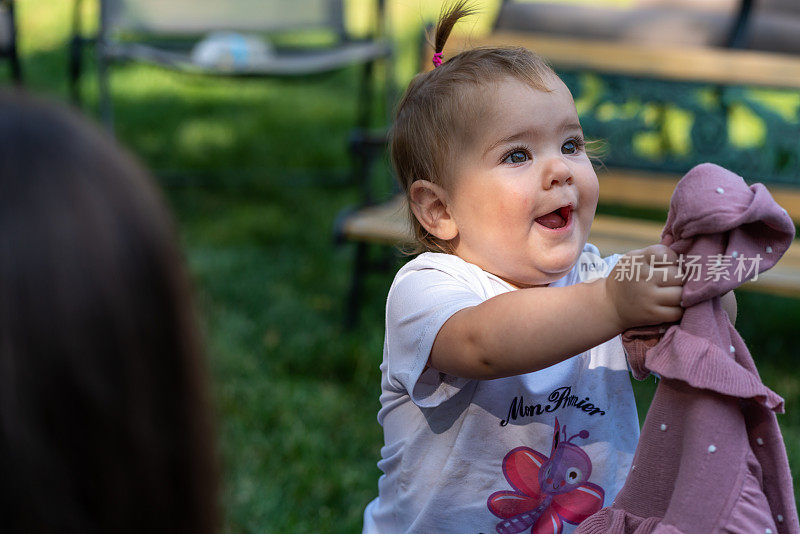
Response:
[0,91,218,533]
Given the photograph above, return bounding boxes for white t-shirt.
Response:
[363,243,639,534]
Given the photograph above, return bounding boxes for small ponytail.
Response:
[432,1,479,67]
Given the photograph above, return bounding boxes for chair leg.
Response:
[382,52,396,126]
[349,129,377,205]
[726,0,754,49]
[357,59,374,131]
[6,0,20,83]
[97,48,114,132]
[69,36,83,106]
[345,242,368,329]
[8,44,20,84]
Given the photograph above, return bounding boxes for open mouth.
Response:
[535,205,572,230]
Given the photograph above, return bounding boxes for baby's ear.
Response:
[408,180,458,241]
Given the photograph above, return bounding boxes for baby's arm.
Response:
[430,244,685,380]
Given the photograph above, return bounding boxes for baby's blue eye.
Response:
[504,150,529,164]
[562,140,578,154]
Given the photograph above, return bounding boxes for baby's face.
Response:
[446,76,599,288]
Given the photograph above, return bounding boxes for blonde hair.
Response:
[390,1,557,254]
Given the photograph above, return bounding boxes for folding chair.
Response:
[0,0,21,83]
[69,0,391,129]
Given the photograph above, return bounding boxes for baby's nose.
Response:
[541,158,572,189]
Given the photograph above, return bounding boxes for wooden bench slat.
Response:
[437,31,800,89]
[338,195,800,295]
[340,165,800,246]
[597,168,800,223]
[340,196,411,245]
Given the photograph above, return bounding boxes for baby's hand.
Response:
[605,244,685,331]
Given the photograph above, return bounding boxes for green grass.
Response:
[9,1,800,531]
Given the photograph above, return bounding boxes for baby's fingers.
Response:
[655,285,683,307]
[656,265,685,287]
[640,244,679,264]
[655,304,684,324]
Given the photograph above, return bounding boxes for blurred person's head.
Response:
[0,90,218,533]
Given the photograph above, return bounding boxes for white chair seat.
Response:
[107,39,391,76]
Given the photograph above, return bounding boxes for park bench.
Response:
[335,29,800,325]
[492,0,800,54]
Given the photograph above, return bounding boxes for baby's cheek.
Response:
[581,183,600,222]
[483,190,529,223]
[508,190,539,218]
[583,175,600,204]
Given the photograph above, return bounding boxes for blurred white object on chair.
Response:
[190,32,274,71]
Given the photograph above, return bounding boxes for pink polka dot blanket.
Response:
[577,163,799,533]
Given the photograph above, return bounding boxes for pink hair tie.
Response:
[432,52,443,68]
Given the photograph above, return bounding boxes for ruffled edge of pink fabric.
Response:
[624,325,784,412]
[724,451,781,533]
[575,509,679,533]
[577,452,784,534]
[621,325,664,380]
